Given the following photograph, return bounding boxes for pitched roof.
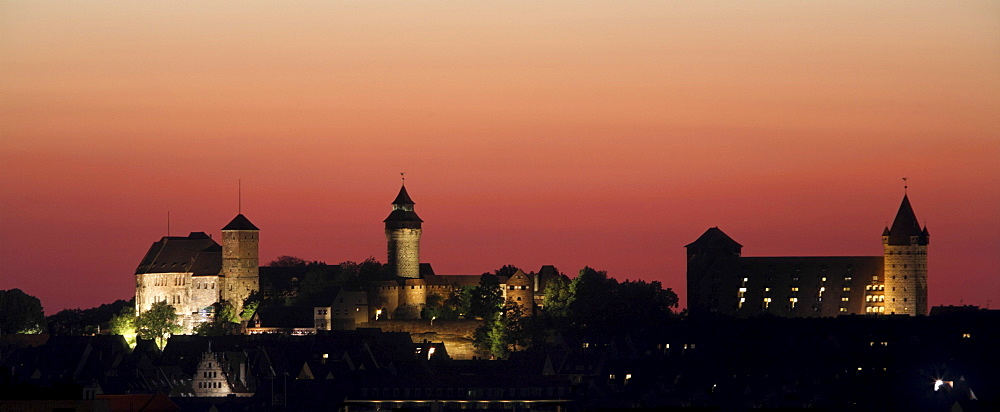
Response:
[887,194,926,245]
[135,233,221,275]
[392,185,414,205]
[222,214,259,231]
[508,269,532,286]
[685,227,743,249]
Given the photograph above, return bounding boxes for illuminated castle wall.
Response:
[687,193,928,317]
[134,214,260,331]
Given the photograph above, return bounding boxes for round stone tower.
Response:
[221,214,259,314]
[384,184,422,278]
[882,194,929,316]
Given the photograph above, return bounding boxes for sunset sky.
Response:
[2,1,998,314]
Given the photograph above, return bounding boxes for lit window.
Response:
[791,287,799,292]
[840,307,847,312]
[841,297,849,302]
[843,287,851,292]
[845,277,852,281]
[962,333,971,339]
[765,287,770,292]
[738,287,747,292]
[822,277,827,282]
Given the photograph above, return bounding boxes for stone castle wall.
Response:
[363,319,485,360]
[399,280,427,308]
[369,284,400,320]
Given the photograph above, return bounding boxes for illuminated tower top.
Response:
[384,185,423,229]
[884,195,928,246]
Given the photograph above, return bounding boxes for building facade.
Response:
[687,194,928,317]
[134,214,260,331]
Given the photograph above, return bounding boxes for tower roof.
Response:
[385,185,422,224]
[222,214,259,231]
[886,194,925,245]
[685,227,743,249]
[392,185,414,205]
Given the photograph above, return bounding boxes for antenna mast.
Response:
[238,179,242,214]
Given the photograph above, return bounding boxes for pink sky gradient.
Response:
[2,1,998,314]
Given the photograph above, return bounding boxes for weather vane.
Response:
[401,172,405,184]
[902,177,908,194]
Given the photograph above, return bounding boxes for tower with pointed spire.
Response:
[882,194,929,315]
[221,214,260,313]
[384,184,423,279]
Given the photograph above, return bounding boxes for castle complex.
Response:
[135,185,930,331]
[134,184,547,331]
[686,193,929,317]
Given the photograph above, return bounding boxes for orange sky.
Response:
[2,1,999,313]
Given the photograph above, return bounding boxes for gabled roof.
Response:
[886,194,927,246]
[685,227,743,249]
[135,233,221,275]
[508,269,532,286]
[222,214,259,231]
[392,185,414,205]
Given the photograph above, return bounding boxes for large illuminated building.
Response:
[686,193,928,317]
[134,214,260,331]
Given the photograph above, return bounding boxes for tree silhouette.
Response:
[0,289,45,334]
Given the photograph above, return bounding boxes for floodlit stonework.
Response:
[134,215,259,332]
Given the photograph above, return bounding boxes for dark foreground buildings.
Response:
[3,308,998,411]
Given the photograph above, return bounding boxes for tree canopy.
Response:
[136,301,181,349]
[47,298,133,335]
[540,267,679,341]
[468,273,503,320]
[109,306,137,347]
[0,289,46,334]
